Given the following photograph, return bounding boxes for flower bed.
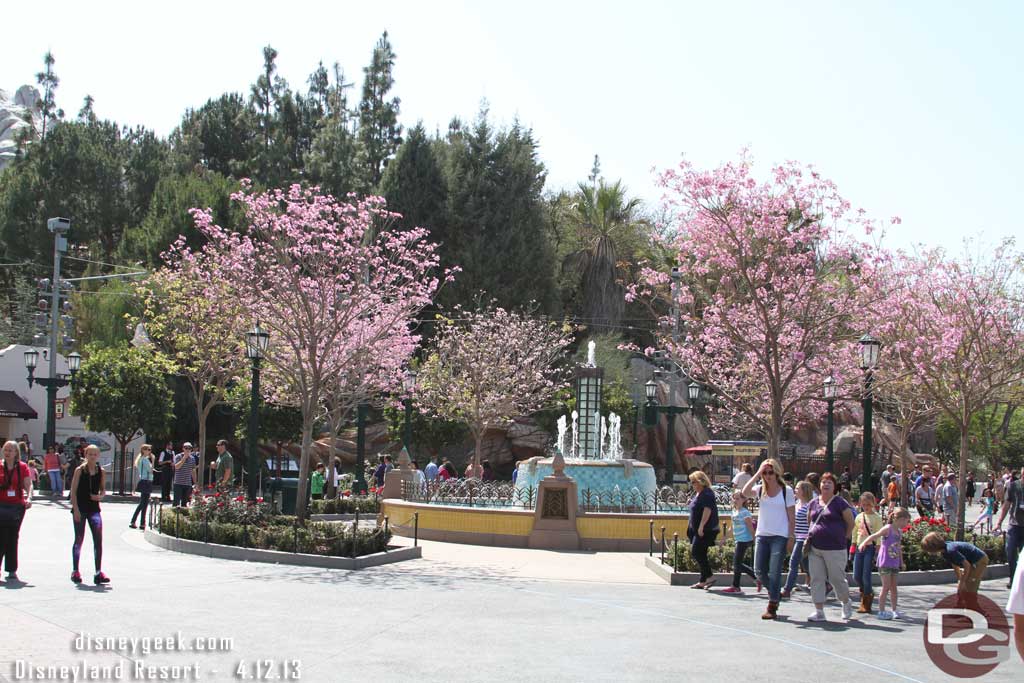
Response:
[669,517,1006,573]
[309,492,380,515]
[158,494,390,557]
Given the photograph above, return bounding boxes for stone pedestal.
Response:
[381,447,415,499]
[528,453,580,550]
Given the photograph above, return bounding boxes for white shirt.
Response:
[732,472,752,489]
[754,485,795,537]
[1008,559,1024,615]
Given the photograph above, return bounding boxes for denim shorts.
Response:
[879,567,900,576]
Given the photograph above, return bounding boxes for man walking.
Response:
[424,456,439,483]
[209,440,234,493]
[172,443,196,507]
[996,466,1024,588]
[942,473,959,530]
[157,441,175,502]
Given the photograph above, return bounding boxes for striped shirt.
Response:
[173,453,195,486]
[794,501,810,541]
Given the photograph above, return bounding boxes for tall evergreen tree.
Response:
[379,123,446,235]
[440,110,555,311]
[170,93,258,179]
[78,95,96,123]
[306,65,358,198]
[35,51,63,137]
[357,32,402,190]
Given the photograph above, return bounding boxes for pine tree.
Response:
[35,51,63,137]
[357,32,402,191]
[78,95,96,123]
[306,65,358,198]
[379,123,446,235]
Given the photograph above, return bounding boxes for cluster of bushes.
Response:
[158,503,390,557]
[309,495,380,515]
[669,518,1006,574]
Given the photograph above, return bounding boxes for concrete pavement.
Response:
[0,498,1020,683]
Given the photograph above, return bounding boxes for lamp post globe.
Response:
[67,351,82,374]
[858,335,882,493]
[245,321,269,500]
[687,381,700,403]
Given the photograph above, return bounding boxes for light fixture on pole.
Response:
[642,369,695,486]
[823,375,837,473]
[402,369,417,455]
[245,321,269,500]
[859,334,881,493]
[24,344,78,452]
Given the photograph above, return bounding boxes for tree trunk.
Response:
[957,422,969,541]
[899,427,911,508]
[324,412,341,499]
[195,402,208,493]
[473,430,484,474]
[766,426,781,464]
[295,417,314,523]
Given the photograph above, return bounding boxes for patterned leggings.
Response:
[72,511,103,573]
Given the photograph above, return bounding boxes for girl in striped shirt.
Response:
[782,481,814,597]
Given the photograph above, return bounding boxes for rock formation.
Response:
[0,85,42,172]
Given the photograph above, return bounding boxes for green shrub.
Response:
[309,495,380,515]
[156,507,391,557]
[665,517,1006,574]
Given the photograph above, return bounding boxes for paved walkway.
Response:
[0,499,1020,683]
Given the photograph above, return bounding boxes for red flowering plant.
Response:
[189,493,273,526]
[899,514,1005,571]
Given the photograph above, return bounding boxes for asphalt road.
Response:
[1,499,1021,683]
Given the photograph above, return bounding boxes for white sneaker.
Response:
[877,610,893,620]
[807,610,827,622]
[892,610,907,620]
[841,600,853,620]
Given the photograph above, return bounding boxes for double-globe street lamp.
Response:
[24,348,81,451]
[644,377,700,486]
[823,375,837,473]
[859,334,882,494]
[245,321,270,500]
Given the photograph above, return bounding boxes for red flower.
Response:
[256,497,264,503]
[214,492,222,498]
[217,502,225,508]
[901,525,911,532]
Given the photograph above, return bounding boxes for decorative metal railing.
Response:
[402,479,537,509]
[400,479,748,515]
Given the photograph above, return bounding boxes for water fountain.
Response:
[514,343,657,502]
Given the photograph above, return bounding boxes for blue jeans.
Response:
[732,540,757,588]
[853,545,875,595]
[1007,525,1023,582]
[48,470,62,493]
[754,535,788,602]
[783,539,806,593]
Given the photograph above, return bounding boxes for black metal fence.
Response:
[402,480,537,508]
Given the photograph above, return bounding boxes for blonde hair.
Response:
[859,491,876,506]
[2,440,20,459]
[80,444,101,469]
[134,444,152,469]
[689,470,712,489]
[795,481,814,501]
[890,507,911,524]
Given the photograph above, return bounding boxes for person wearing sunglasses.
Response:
[740,458,796,620]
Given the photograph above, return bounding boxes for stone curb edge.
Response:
[143,529,422,569]
[644,555,1010,587]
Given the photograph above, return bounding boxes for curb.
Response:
[310,513,362,522]
[144,529,422,569]
[644,555,1011,587]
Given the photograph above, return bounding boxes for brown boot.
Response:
[856,593,870,613]
[761,601,779,620]
[864,594,874,614]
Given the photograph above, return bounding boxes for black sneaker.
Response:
[94,572,110,584]
[129,523,137,529]
[71,571,82,584]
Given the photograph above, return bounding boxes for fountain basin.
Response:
[515,458,657,504]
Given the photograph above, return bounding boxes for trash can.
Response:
[277,478,299,516]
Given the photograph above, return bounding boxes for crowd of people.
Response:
[694,459,1024,624]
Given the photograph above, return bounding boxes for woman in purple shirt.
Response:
[805,472,855,622]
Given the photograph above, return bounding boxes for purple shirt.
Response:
[877,526,902,568]
[806,495,852,551]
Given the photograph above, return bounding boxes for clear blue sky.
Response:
[4,0,1021,252]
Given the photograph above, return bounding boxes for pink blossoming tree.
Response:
[189,182,449,518]
[415,305,573,472]
[876,242,1024,537]
[648,154,883,459]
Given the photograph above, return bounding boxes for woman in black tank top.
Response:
[70,445,109,585]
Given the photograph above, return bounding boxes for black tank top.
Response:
[76,466,102,514]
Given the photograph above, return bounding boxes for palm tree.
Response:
[563,179,645,331]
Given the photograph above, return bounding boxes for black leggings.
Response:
[0,507,25,573]
[691,530,718,581]
[73,511,103,573]
[732,540,757,588]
